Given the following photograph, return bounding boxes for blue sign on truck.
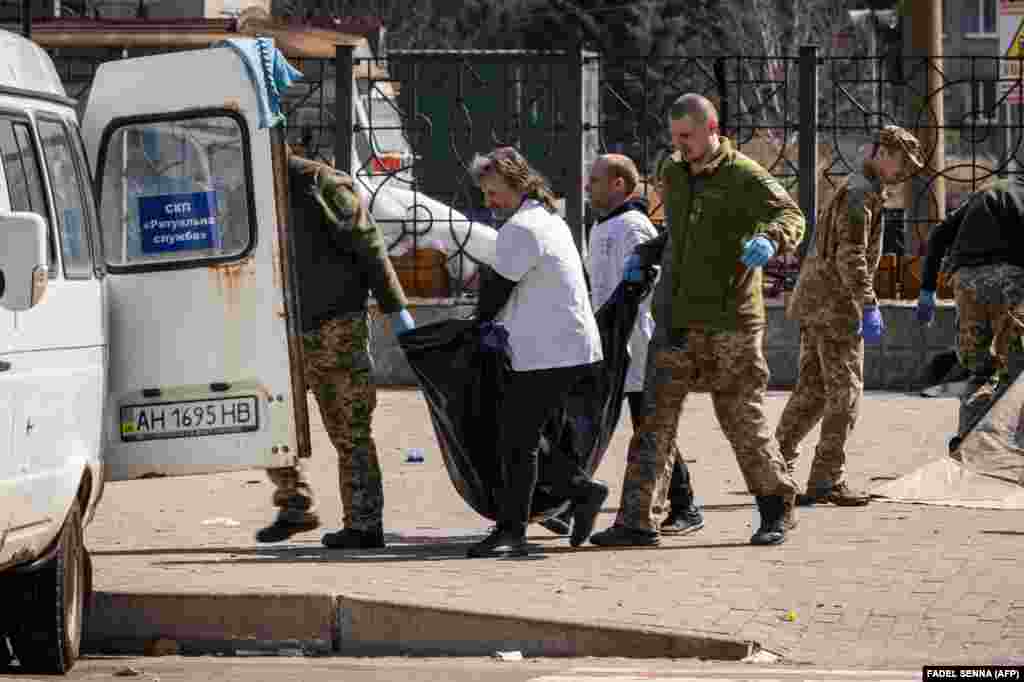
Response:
[139,191,219,254]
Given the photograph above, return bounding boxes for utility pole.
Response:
[904,0,945,258]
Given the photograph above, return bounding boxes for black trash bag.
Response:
[398,278,650,521]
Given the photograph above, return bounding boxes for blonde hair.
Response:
[469,146,559,213]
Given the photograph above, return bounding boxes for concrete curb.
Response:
[84,591,756,660]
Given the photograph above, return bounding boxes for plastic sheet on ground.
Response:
[398,281,645,520]
[873,371,1024,509]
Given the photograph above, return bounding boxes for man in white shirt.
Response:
[579,154,703,536]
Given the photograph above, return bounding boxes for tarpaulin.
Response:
[873,368,1024,509]
[398,277,649,521]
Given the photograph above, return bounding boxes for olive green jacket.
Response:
[637,138,805,332]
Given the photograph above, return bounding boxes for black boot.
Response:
[750,496,786,545]
[321,526,385,549]
[570,480,609,548]
[255,511,320,543]
[467,524,528,558]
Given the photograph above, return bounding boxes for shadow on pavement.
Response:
[92,539,754,565]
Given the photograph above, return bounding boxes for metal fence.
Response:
[49,46,1024,301]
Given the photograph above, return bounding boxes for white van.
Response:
[0,29,105,674]
[0,31,446,673]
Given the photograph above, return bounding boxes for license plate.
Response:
[120,396,259,442]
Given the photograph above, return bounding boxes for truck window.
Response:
[0,117,58,277]
[38,117,94,280]
[96,112,255,272]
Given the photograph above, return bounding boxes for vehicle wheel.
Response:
[10,499,87,674]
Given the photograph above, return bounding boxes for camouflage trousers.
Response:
[617,327,798,532]
[774,326,864,487]
[953,264,1024,439]
[266,314,384,531]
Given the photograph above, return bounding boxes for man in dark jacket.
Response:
[256,149,415,548]
[589,93,805,547]
[915,177,1024,453]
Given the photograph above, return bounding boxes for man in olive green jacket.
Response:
[590,93,805,547]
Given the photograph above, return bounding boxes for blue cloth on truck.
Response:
[215,37,303,129]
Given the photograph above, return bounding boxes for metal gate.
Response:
[48,45,1024,301]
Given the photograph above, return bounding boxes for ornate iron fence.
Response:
[48,45,1024,302]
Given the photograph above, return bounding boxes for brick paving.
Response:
[87,389,1024,667]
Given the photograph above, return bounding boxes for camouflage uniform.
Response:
[777,126,922,494]
[952,263,1024,439]
[613,138,805,534]
[620,327,794,531]
[776,173,887,488]
[920,176,1024,449]
[265,154,407,533]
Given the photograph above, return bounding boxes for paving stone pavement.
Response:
[86,389,1024,667]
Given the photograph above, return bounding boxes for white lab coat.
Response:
[585,206,658,393]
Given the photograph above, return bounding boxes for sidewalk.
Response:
[84,389,1024,667]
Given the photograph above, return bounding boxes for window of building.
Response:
[964,0,998,37]
[966,80,999,124]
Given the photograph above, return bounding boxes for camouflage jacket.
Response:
[288,155,407,333]
[786,173,887,336]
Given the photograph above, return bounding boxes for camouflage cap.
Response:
[877,125,924,171]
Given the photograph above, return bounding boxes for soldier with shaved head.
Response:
[590,93,805,548]
[543,153,704,540]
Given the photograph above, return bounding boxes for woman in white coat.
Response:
[466,147,608,558]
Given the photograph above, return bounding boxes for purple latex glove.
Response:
[861,305,884,345]
[480,321,510,352]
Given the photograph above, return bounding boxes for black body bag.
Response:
[397,279,649,521]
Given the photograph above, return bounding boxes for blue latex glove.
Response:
[861,305,884,345]
[623,254,646,283]
[390,309,415,336]
[916,289,936,326]
[740,235,776,268]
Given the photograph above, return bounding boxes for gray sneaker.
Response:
[660,508,705,535]
[589,524,659,547]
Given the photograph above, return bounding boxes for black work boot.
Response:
[321,526,385,549]
[661,505,705,535]
[255,510,320,543]
[467,524,528,558]
[570,480,609,548]
[750,496,786,545]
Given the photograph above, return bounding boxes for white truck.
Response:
[0,30,495,673]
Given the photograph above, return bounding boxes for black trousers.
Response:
[626,391,695,512]
[498,361,601,529]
